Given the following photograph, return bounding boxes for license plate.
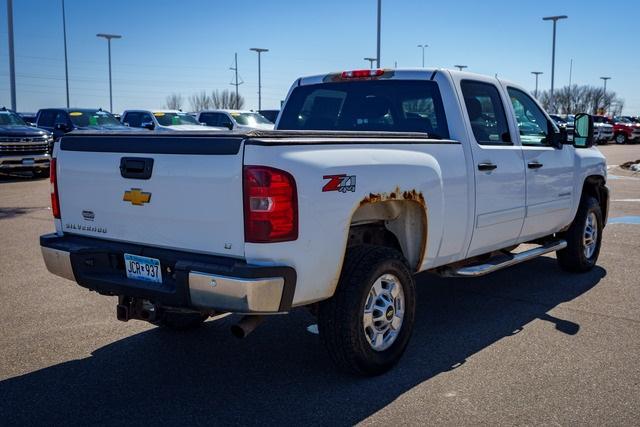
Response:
[22,158,35,165]
[124,254,162,284]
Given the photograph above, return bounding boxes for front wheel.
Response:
[557,196,603,272]
[615,133,627,144]
[318,245,416,376]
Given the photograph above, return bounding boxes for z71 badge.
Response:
[323,174,356,193]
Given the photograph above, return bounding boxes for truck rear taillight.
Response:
[341,69,384,79]
[243,166,298,243]
[50,158,61,219]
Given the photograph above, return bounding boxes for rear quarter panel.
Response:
[243,140,470,306]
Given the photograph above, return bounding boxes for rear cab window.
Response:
[278,80,449,138]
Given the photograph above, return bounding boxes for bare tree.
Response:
[189,91,211,112]
[538,85,624,115]
[211,89,245,109]
[164,93,184,110]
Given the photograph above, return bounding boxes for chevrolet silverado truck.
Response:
[1,107,53,175]
[40,69,607,376]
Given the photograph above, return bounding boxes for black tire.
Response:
[318,245,416,376]
[614,133,627,144]
[557,196,603,273]
[157,311,208,330]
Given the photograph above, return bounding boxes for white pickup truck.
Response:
[41,69,608,376]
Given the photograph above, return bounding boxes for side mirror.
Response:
[224,122,234,130]
[573,113,594,148]
[141,121,155,130]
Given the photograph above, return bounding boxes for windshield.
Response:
[0,110,28,126]
[154,112,200,126]
[232,112,272,126]
[278,80,449,137]
[69,110,120,127]
[615,117,632,124]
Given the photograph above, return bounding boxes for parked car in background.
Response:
[36,108,135,140]
[610,116,640,144]
[1,107,53,175]
[121,110,224,131]
[196,110,274,131]
[17,112,37,126]
[258,109,280,124]
[549,114,574,141]
[588,115,614,144]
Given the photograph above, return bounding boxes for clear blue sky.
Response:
[0,0,638,114]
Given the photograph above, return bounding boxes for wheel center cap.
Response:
[385,306,395,321]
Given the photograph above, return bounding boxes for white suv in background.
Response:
[121,110,225,131]
[196,110,274,131]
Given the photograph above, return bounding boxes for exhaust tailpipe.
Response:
[231,315,265,338]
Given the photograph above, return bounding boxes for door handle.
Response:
[528,161,544,169]
[477,162,497,171]
[120,157,154,180]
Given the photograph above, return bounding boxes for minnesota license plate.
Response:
[124,254,162,284]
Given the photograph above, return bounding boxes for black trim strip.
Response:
[61,133,243,155]
[247,138,460,147]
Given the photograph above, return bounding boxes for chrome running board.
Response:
[441,240,567,278]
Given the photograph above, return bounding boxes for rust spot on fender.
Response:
[359,187,425,208]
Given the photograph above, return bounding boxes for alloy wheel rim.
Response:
[583,212,598,259]
[363,273,405,352]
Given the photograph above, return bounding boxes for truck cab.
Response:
[36,108,134,140]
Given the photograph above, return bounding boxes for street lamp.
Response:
[62,0,69,108]
[600,76,611,113]
[531,71,543,98]
[6,0,16,110]
[250,48,269,111]
[364,57,377,69]
[417,44,428,68]
[96,33,122,112]
[454,65,468,71]
[376,0,381,67]
[542,15,568,112]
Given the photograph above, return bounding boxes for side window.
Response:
[123,112,141,127]
[54,112,69,126]
[141,113,153,125]
[198,113,218,127]
[38,110,56,127]
[460,80,510,145]
[507,88,551,146]
[219,114,233,128]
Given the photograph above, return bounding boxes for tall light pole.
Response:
[96,33,122,112]
[531,71,543,98]
[417,44,428,68]
[376,0,381,67]
[454,65,467,71]
[600,76,611,113]
[250,48,268,110]
[364,57,377,69]
[62,0,69,108]
[542,15,568,112]
[6,0,16,111]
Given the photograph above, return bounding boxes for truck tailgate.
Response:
[56,133,245,258]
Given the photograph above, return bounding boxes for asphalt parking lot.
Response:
[1,145,639,426]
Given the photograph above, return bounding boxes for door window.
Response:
[123,112,142,127]
[219,114,234,129]
[507,88,553,146]
[37,110,56,127]
[54,112,69,126]
[461,80,510,145]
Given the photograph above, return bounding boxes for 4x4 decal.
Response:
[323,174,356,193]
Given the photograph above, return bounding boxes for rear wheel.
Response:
[557,196,602,272]
[318,245,416,376]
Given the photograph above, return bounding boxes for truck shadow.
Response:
[0,257,605,425]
